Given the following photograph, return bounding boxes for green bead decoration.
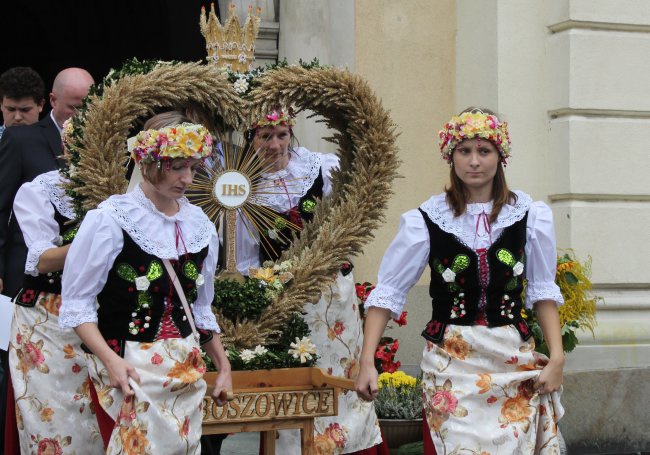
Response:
[188,288,197,303]
[117,263,137,282]
[451,254,470,273]
[496,249,516,267]
[504,277,518,291]
[147,261,163,281]
[274,217,287,231]
[62,225,79,242]
[183,261,199,280]
[137,291,152,307]
[433,259,445,274]
[301,199,317,213]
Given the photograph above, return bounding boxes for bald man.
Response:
[0,67,94,297]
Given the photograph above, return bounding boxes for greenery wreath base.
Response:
[66,60,400,353]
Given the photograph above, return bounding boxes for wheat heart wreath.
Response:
[64,61,399,349]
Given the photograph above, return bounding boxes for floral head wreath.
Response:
[438,110,511,164]
[251,107,297,130]
[131,122,213,165]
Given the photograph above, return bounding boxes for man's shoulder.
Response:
[7,116,53,136]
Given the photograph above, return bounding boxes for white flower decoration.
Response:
[288,337,317,364]
[135,276,150,291]
[442,268,456,283]
[253,345,268,356]
[196,273,205,286]
[512,262,524,276]
[233,77,249,94]
[240,349,255,363]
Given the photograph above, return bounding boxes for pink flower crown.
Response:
[438,111,511,164]
[131,123,213,165]
[252,108,297,129]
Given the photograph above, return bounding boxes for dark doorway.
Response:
[0,0,219,122]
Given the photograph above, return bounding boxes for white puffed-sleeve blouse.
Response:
[365,190,564,319]
[13,170,75,276]
[60,184,220,332]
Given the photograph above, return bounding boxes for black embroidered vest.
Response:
[15,204,78,306]
[418,209,532,342]
[95,231,209,348]
[259,170,324,262]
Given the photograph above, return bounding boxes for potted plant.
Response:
[374,371,423,450]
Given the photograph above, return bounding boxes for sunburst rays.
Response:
[187,137,304,262]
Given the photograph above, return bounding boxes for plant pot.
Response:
[378,418,423,449]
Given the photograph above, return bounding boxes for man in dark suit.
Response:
[0,68,93,454]
[0,67,93,297]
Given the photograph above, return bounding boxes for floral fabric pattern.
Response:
[8,292,103,454]
[276,272,382,454]
[85,335,207,454]
[421,324,564,454]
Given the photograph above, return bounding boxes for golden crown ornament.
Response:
[200,2,261,73]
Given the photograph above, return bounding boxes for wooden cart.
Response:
[202,367,355,454]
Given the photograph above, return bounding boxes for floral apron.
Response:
[8,292,104,454]
[421,324,564,455]
[276,272,383,454]
[86,335,207,455]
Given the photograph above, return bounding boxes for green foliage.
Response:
[225,345,318,371]
[375,374,423,420]
[396,442,424,455]
[276,313,310,347]
[214,278,271,321]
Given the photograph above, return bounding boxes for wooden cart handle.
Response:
[311,368,356,390]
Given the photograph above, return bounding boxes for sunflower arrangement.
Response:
[524,249,601,355]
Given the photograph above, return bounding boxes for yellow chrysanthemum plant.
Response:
[523,249,601,355]
[375,371,423,420]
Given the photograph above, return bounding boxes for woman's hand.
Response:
[212,370,233,406]
[534,357,564,394]
[355,362,379,401]
[105,356,141,397]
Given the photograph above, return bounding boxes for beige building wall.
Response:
[276,0,650,372]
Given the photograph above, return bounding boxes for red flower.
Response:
[37,438,63,455]
[393,311,408,326]
[487,395,498,404]
[151,353,163,365]
[430,390,458,414]
[332,321,345,336]
[71,363,81,374]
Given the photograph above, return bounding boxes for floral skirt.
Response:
[421,324,564,455]
[276,271,383,454]
[8,292,103,454]
[86,335,207,455]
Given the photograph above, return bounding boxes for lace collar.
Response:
[35,170,75,220]
[419,190,532,240]
[253,147,323,208]
[99,185,214,258]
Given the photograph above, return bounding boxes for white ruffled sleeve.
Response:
[320,152,340,197]
[525,202,564,308]
[192,228,220,333]
[364,210,430,318]
[13,180,60,276]
[60,209,124,328]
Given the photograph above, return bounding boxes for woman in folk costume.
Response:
[5,121,103,454]
[356,108,565,454]
[59,114,232,454]
[236,108,386,454]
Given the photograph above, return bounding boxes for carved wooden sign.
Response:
[203,387,336,423]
